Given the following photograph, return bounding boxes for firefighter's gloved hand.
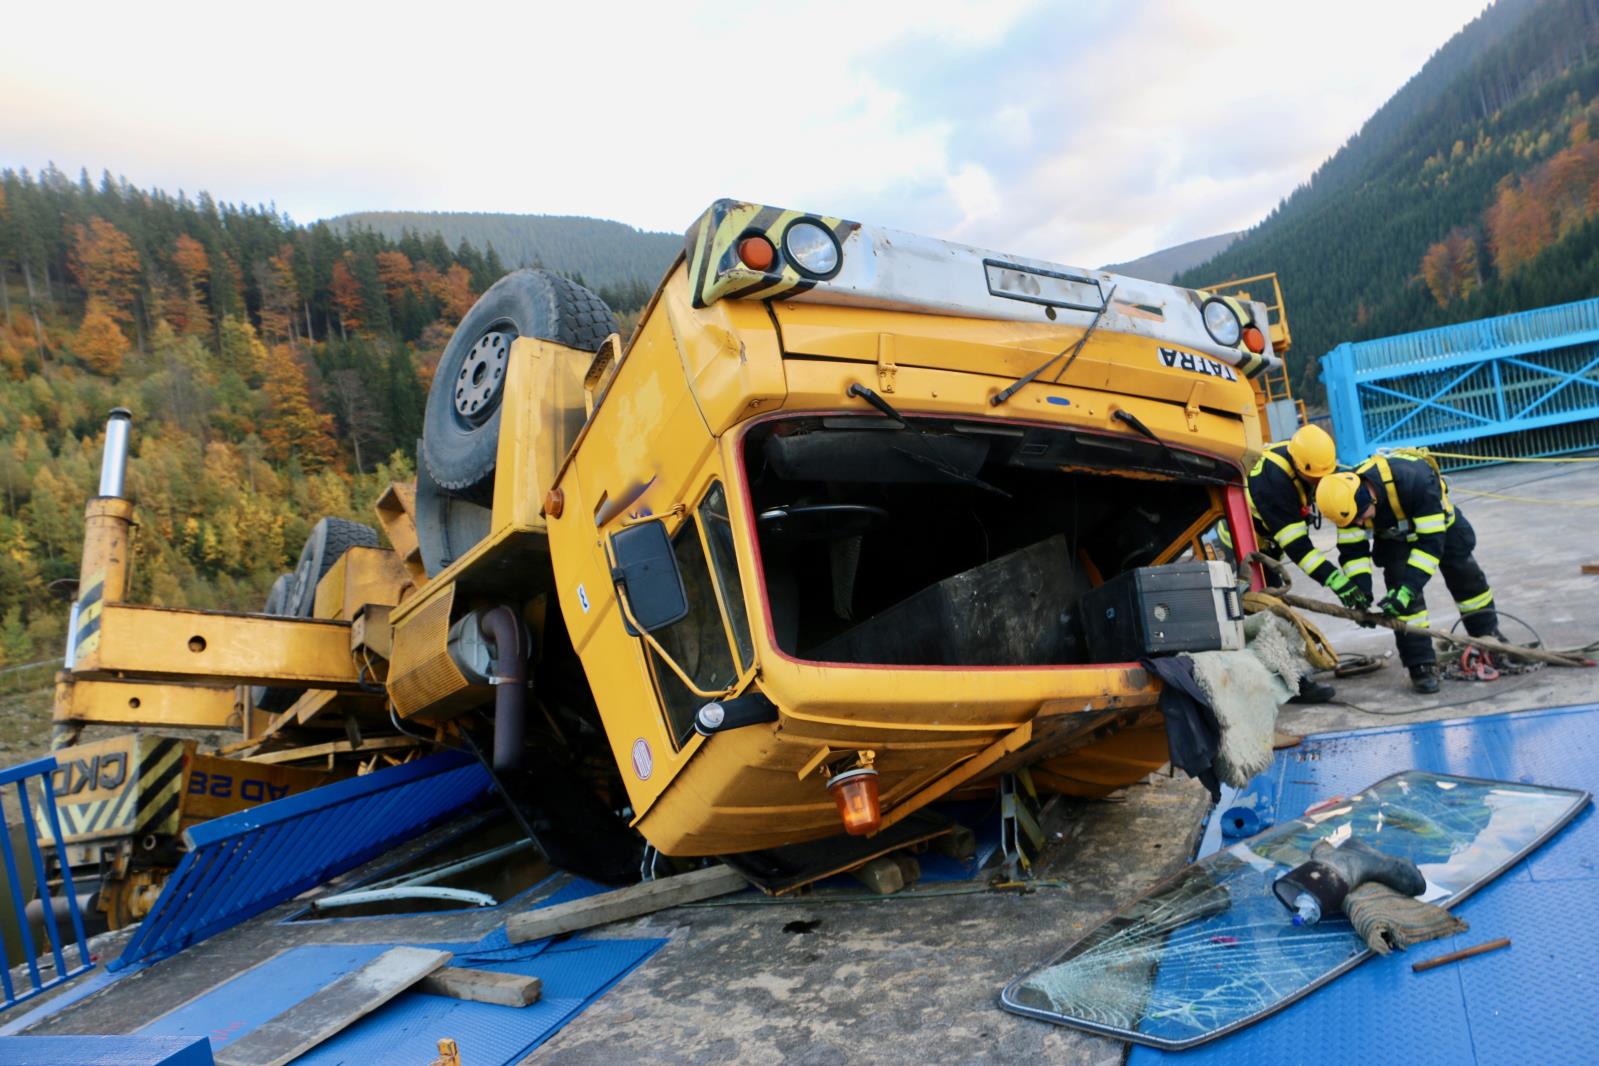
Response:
[1327,571,1371,610]
[1377,585,1416,618]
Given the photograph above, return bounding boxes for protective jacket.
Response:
[1333,452,1453,598]
[1245,442,1348,588]
[1334,451,1497,667]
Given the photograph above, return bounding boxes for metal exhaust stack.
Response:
[57,409,138,746]
[97,407,133,499]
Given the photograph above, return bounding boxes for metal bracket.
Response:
[640,843,669,883]
[877,333,898,394]
[999,771,1046,881]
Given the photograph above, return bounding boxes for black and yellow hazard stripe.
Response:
[47,737,186,842]
[686,199,859,309]
[73,576,105,659]
[131,738,187,838]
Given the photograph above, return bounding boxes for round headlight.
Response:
[783,219,841,278]
[1202,298,1242,347]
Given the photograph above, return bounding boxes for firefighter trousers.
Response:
[1373,509,1498,668]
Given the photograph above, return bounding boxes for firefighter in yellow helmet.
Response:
[1317,453,1500,694]
[1243,424,1365,703]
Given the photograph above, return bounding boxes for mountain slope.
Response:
[1104,231,1242,283]
[1177,0,1599,395]
[331,211,681,295]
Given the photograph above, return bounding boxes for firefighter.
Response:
[1243,424,1365,702]
[1316,452,1500,694]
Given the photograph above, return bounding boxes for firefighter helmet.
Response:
[1286,425,1337,480]
[1316,472,1367,527]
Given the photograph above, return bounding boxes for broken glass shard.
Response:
[1000,771,1590,1049]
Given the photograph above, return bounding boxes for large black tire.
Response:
[251,573,297,712]
[287,517,380,618]
[253,519,379,713]
[421,270,617,499]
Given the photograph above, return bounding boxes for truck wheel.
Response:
[288,517,380,618]
[251,573,297,712]
[421,270,618,499]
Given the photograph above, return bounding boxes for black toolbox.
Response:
[1077,561,1245,662]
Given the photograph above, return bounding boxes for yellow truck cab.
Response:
[395,199,1277,862]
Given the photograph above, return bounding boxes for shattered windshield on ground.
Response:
[1001,771,1590,1049]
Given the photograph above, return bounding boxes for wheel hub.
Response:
[455,330,512,421]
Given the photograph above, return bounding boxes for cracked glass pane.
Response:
[1001,771,1589,1049]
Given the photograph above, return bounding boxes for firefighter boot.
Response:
[1409,663,1440,694]
[1289,676,1336,704]
[1273,837,1427,925]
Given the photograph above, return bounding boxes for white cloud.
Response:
[1,0,1488,267]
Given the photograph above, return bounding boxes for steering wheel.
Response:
[757,503,889,541]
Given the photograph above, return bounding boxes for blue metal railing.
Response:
[0,756,92,1010]
[1321,296,1599,466]
[111,750,491,971]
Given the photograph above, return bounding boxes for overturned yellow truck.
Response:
[56,199,1279,890]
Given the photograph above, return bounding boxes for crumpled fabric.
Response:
[1345,882,1468,954]
[1143,613,1315,795]
[1142,654,1222,802]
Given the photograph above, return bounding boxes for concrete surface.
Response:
[3,461,1592,1065]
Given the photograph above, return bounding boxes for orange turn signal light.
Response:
[737,235,776,272]
[827,767,881,836]
[1242,326,1266,355]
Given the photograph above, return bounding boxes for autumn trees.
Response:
[0,166,500,662]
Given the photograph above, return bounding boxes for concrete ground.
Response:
[4,460,1594,1064]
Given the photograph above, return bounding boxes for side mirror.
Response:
[610,521,689,634]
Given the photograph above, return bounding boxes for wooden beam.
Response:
[1582,563,1599,575]
[418,967,542,1007]
[214,947,451,1066]
[244,735,419,765]
[505,865,748,943]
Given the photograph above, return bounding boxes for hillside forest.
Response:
[0,168,649,669]
[1181,0,1599,398]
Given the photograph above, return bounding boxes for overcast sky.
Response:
[4,0,1488,267]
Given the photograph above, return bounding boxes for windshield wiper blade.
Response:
[1112,408,1185,469]
[990,283,1118,406]
[847,384,1012,499]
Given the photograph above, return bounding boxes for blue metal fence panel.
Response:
[110,750,491,972]
[0,756,93,1010]
[1320,296,1599,466]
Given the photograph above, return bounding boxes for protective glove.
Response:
[1376,585,1417,618]
[1326,571,1372,610]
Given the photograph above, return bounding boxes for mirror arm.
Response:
[612,582,735,701]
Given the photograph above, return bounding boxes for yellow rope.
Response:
[1242,591,1340,670]
[1426,450,1599,463]
[1450,488,1599,507]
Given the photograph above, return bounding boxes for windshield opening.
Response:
[741,415,1235,666]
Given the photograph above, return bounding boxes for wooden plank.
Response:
[244,734,418,765]
[1582,562,1599,575]
[418,967,543,1006]
[506,865,748,943]
[214,946,451,1066]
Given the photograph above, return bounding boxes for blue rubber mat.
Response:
[139,944,394,1049]
[1129,702,1599,1066]
[136,872,645,1061]
[137,935,663,1061]
[298,937,663,1064]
